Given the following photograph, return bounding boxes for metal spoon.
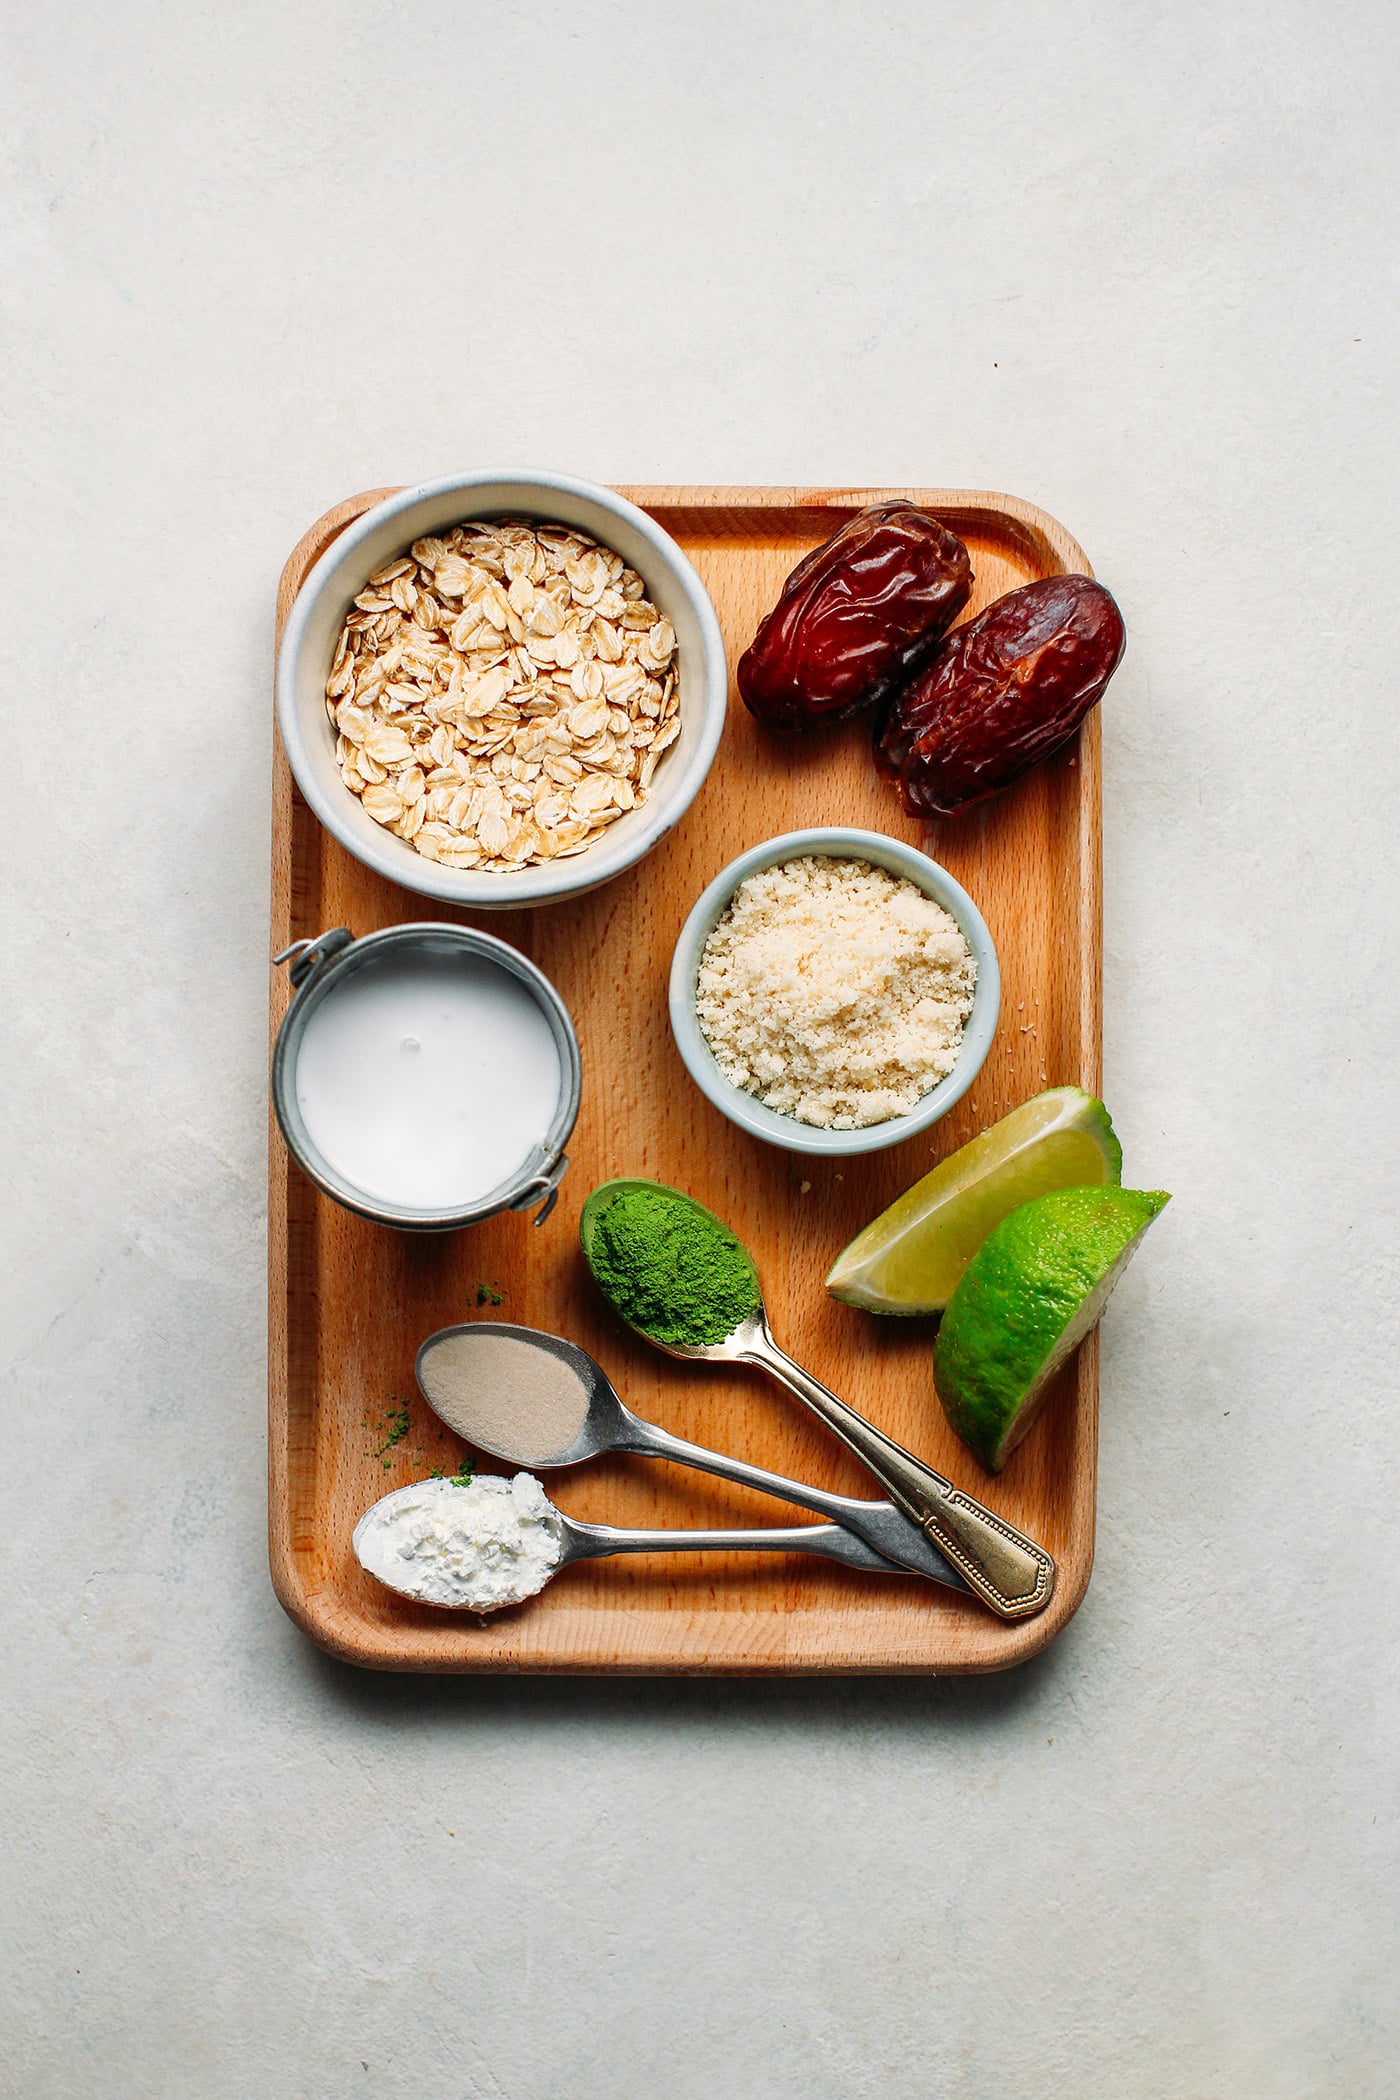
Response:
[354,1476,920,1611]
[415,1322,968,1592]
[579,1179,1056,1621]
[550,1513,907,1577]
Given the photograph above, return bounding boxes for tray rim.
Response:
[269,484,1102,1675]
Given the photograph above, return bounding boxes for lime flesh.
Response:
[934,1184,1169,1472]
[825,1088,1123,1316]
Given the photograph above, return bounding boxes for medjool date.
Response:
[875,574,1125,817]
[738,503,973,732]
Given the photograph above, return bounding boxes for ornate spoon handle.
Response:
[614,1415,965,1589]
[743,1329,1054,1620]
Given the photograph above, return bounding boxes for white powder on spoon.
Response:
[353,1473,563,1611]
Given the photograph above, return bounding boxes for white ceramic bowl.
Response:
[276,470,728,908]
[668,827,1001,1157]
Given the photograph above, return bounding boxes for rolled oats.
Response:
[325,520,680,872]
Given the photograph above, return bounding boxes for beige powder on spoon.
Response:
[418,1331,591,1465]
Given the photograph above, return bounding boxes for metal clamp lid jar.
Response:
[271,923,581,1232]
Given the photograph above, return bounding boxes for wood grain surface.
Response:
[269,486,1103,1673]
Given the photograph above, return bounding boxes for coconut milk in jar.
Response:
[272,924,580,1230]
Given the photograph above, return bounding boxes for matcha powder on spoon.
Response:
[587,1184,761,1348]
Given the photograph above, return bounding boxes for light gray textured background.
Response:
[4,3,1397,2094]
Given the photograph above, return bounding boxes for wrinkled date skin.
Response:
[737,502,973,732]
[874,574,1126,817]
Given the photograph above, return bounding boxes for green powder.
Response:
[588,1186,760,1348]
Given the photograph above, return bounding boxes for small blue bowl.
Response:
[668,826,1001,1158]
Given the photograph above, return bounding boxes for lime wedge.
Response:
[825,1088,1123,1315]
[934,1185,1169,1472]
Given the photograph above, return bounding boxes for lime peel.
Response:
[934,1184,1169,1472]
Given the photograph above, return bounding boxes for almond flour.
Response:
[694,855,976,1130]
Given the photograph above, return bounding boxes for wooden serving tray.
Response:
[270,486,1101,1673]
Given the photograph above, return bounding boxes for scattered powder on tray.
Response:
[353,1473,562,1611]
[694,855,977,1130]
[417,1330,591,1465]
